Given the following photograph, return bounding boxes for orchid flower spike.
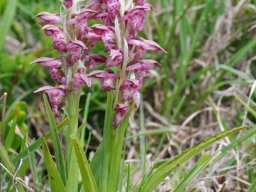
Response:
[33,0,166,122]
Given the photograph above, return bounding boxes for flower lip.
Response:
[114,103,129,112]
[120,79,141,89]
[106,49,123,67]
[128,37,167,54]
[74,71,93,88]
[34,12,60,25]
[69,40,88,50]
[88,70,118,79]
[113,103,129,127]
[71,8,98,20]
[91,24,114,35]
[34,85,66,94]
[126,59,160,71]
[31,57,63,68]
[81,0,102,11]
[42,24,62,36]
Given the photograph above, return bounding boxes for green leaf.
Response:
[42,140,66,192]
[138,125,253,192]
[100,91,114,191]
[90,144,103,184]
[0,0,17,50]
[4,118,17,150]
[43,94,66,183]
[71,138,98,192]
[174,152,211,192]
[218,64,250,80]
[80,93,91,145]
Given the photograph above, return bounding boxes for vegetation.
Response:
[1,0,256,191]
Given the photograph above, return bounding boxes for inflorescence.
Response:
[32,0,166,126]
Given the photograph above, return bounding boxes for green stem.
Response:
[107,105,133,192]
[139,95,146,177]
[101,92,114,192]
[66,89,81,192]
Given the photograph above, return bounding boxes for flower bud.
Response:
[113,103,129,127]
[63,0,73,9]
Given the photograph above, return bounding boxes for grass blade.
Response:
[0,0,17,50]
[90,144,103,183]
[71,138,98,192]
[174,152,211,192]
[42,140,66,192]
[43,94,66,183]
[138,125,253,191]
[80,93,91,145]
[101,91,114,191]
[4,117,16,149]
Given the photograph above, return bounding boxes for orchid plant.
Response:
[32,0,166,191]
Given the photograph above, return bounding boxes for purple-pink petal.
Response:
[64,0,73,9]
[35,12,60,25]
[128,37,167,53]
[31,57,62,68]
[113,103,129,127]
[126,60,159,71]
[106,49,123,67]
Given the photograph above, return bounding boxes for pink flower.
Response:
[122,9,146,33]
[82,0,103,12]
[74,69,93,89]
[42,25,67,52]
[106,49,123,67]
[68,17,89,38]
[128,37,167,53]
[91,24,111,35]
[84,31,101,41]
[89,70,118,91]
[42,25,62,36]
[120,79,141,102]
[93,12,109,20]
[85,54,107,70]
[31,57,62,68]
[100,78,116,91]
[104,0,120,18]
[126,60,160,71]
[35,12,60,25]
[63,0,73,9]
[113,103,129,127]
[53,34,67,52]
[68,9,97,28]
[121,3,152,34]
[135,1,153,11]
[34,85,66,116]
[50,68,66,84]
[102,30,116,51]
[91,25,116,51]
[66,40,87,66]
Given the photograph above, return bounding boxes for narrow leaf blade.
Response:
[71,138,98,192]
[42,140,66,192]
[139,125,253,191]
[43,94,66,183]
